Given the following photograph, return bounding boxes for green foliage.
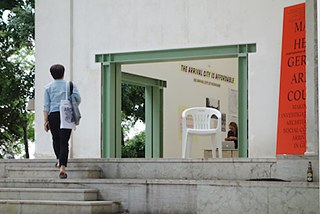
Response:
[26,112,34,142]
[122,132,145,158]
[0,0,34,12]
[121,112,135,141]
[121,83,146,156]
[121,84,145,123]
[0,0,35,158]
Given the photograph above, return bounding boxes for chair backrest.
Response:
[182,107,221,130]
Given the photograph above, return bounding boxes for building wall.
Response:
[35,0,303,158]
[35,0,72,158]
[306,0,319,155]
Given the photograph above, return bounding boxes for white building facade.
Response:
[34,0,317,159]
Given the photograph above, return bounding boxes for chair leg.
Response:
[188,135,192,158]
[217,133,222,158]
[211,135,216,158]
[182,133,187,158]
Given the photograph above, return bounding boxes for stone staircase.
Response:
[0,165,120,214]
[0,157,318,214]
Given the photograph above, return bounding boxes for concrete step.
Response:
[6,166,102,179]
[0,187,98,201]
[1,156,318,182]
[0,200,119,214]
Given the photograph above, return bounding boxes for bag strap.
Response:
[65,81,73,100]
[70,81,74,95]
[65,81,68,100]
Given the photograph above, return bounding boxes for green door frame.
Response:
[96,43,256,158]
[122,72,166,158]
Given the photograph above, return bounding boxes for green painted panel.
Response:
[101,65,108,158]
[159,88,164,157]
[122,72,167,88]
[115,64,122,158]
[145,86,153,158]
[152,87,161,158]
[102,63,116,158]
[238,55,248,157]
[96,44,256,64]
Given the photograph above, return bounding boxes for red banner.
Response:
[277,3,306,155]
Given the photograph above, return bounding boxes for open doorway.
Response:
[123,58,238,158]
[96,43,256,158]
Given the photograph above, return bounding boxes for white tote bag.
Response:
[60,82,76,130]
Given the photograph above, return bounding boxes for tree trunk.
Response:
[23,123,29,159]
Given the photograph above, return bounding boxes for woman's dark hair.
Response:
[229,122,238,131]
[50,64,65,79]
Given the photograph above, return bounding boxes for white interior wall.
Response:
[35,0,304,158]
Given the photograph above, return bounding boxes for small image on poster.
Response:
[221,113,226,132]
[228,89,238,115]
[206,97,220,119]
[206,97,220,110]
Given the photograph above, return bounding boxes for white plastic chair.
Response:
[182,107,222,158]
